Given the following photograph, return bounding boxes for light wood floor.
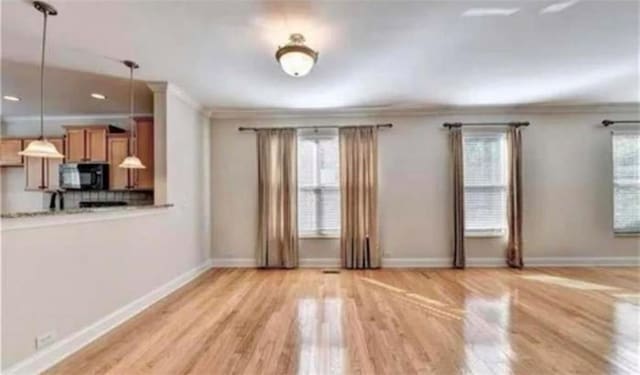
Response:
[46,268,640,374]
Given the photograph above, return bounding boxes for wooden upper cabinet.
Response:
[133,119,154,190]
[108,135,130,190]
[86,128,108,162]
[24,138,64,191]
[63,125,114,163]
[65,128,86,162]
[0,139,23,166]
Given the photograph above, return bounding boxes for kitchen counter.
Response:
[1,204,173,219]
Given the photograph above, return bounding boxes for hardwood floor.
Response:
[46,268,640,374]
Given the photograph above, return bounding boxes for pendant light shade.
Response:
[19,139,64,158]
[119,155,145,169]
[275,34,318,77]
[20,1,64,159]
[119,60,146,170]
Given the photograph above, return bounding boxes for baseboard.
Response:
[211,256,639,268]
[3,259,214,375]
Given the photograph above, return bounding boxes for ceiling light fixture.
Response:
[540,0,580,14]
[462,8,520,17]
[91,93,107,100]
[118,60,145,170]
[3,95,21,102]
[275,33,318,77]
[19,1,64,160]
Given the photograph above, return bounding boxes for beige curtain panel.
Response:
[506,127,524,268]
[339,126,380,269]
[450,127,466,269]
[256,128,299,268]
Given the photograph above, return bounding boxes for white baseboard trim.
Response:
[211,256,639,268]
[4,259,214,375]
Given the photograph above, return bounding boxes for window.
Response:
[612,132,640,234]
[297,129,340,237]
[463,132,508,236]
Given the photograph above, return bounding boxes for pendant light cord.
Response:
[129,63,135,155]
[39,10,48,140]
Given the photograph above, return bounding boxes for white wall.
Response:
[210,106,640,265]
[0,87,210,369]
[0,116,137,214]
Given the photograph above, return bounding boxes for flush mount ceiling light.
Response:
[462,8,520,17]
[3,95,21,102]
[275,33,318,77]
[19,1,64,159]
[118,60,145,170]
[91,93,107,100]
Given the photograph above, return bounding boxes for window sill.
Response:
[614,231,640,237]
[465,231,505,238]
[299,234,340,240]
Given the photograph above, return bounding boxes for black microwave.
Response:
[59,163,109,190]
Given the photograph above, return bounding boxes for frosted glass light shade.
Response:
[18,139,64,159]
[119,155,146,169]
[278,51,316,77]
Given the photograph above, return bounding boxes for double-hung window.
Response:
[463,132,508,236]
[297,129,340,237]
[612,132,640,234]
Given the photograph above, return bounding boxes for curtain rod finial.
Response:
[602,120,614,127]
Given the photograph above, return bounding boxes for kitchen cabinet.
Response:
[24,138,64,191]
[0,138,23,166]
[63,125,120,162]
[107,118,154,190]
[107,135,131,190]
[133,118,154,190]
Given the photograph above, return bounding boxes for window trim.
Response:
[462,131,508,237]
[297,133,340,238]
[612,131,640,236]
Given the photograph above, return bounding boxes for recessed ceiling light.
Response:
[462,8,520,17]
[3,95,21,102]
[540,0,579,14]
[91,93,107,100]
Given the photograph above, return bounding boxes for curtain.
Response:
[506,127,524,268]
[451,127,466,269]
[339,126,380,269]
[256,128,298,268]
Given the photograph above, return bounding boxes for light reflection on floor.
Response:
[521,274,619,290]
[609,300,640,374]
[297,298,344,375]
[463,295,512,375]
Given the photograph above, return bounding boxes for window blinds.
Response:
[298,130,340,236]
[463,132,508,234]
[612,132,640,233]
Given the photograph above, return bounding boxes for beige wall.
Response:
[0,87,211,369]
[210,107,640,265]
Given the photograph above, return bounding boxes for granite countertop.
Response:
[1,204,174,219]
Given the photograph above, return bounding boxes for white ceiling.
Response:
[2,0,638,114]
[2,60,153,117]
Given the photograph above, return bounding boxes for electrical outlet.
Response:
[35,331,56,350]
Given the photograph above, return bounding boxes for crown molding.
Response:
[1,113,153,124]
[208,102,639,120]
[147,81,210,118]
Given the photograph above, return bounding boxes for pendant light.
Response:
[118,60,146,169]
[275,33,318,77]
[19,1,64,159]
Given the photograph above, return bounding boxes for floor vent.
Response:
[322,269,341,274]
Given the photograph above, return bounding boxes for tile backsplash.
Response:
[46,190,154,209]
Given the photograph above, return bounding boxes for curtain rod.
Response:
[238,123,393,132]
[602,120,640,127]
[442,121,530,129]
